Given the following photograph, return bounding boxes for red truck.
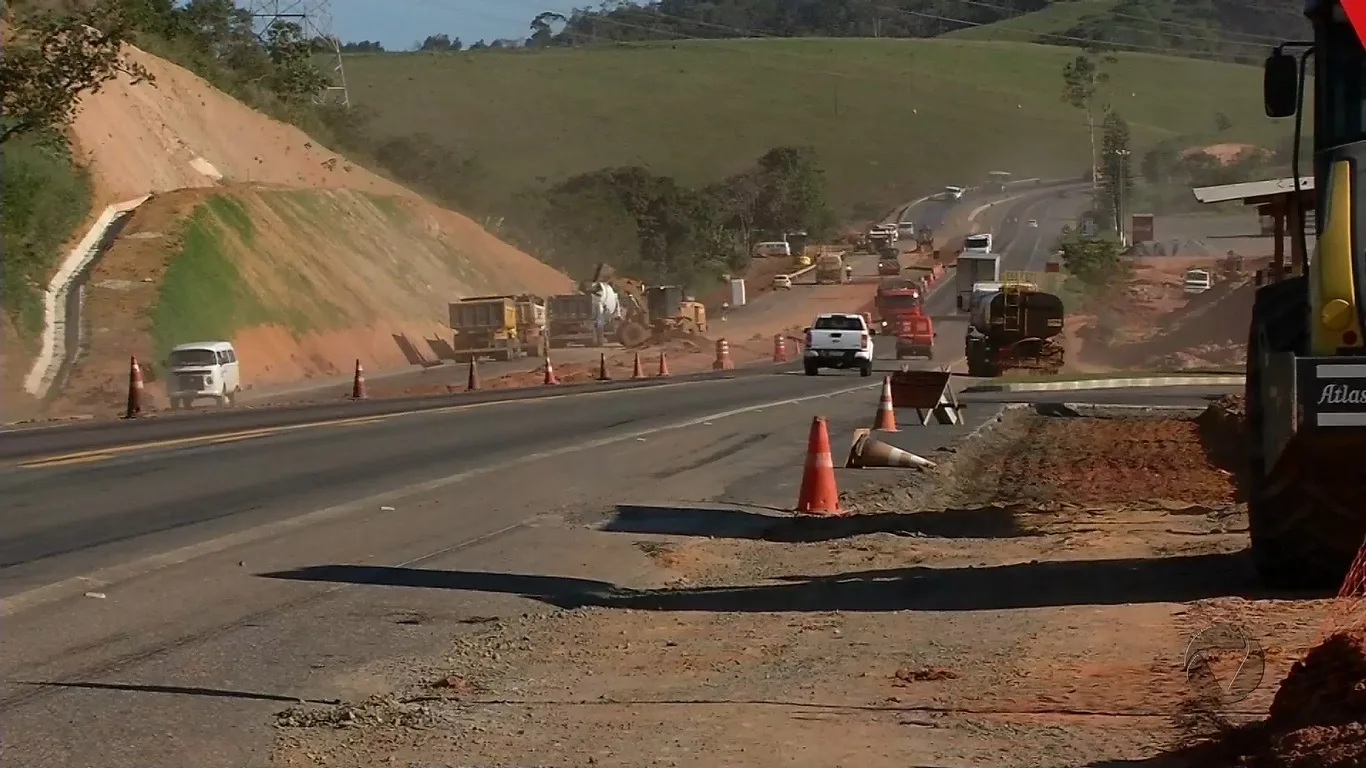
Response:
[894,310,935,360]
[873,279,923,332]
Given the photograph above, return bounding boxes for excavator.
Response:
[1250,0,1366,589]
[585,263,707,348]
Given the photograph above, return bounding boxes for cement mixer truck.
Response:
[964,276,1065,377]
[546,281,623,348]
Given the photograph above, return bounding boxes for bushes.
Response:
[0,132,92,338]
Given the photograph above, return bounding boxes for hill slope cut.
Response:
[7,44,571,419]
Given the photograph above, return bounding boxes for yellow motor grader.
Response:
[1250,0,1366,588]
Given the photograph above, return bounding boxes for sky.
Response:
[329,0,582,49]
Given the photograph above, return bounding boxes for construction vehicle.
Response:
[874,278,924,331]
[894,309,935,360]
[955,251,1002,312]
[546,283,623,348]
[587,262,706,348]
[814,252,847,284]
[915,228,935,254]
[449,294,547,362]
[964,272,1062,377]
[1246,3,1366,588]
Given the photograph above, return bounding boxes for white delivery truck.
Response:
[956,251,1002,312]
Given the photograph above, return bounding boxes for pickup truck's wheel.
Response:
[859,361,873,377]
[804,361,819,376]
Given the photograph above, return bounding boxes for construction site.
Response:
[8,1,1366,767]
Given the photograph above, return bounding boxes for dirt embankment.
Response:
[13,43,574,419]
[1064,255,1265,372]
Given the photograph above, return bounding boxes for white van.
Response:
[1183,268,1213,295]
[897,221,916,237]
[943,185,965,200]
[753,241,792,258]
[166,341,242,409]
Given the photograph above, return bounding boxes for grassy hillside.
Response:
[944,0,1121,42]
[51,186,571,414]
[340,38,1283,215]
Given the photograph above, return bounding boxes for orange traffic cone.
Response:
[543,353,558,385]
[466,357,480,391]
[773,334,788,363]
[846,430,936,470]
[713,338,734,370]
[597,352,611,381]
[632,352,645,379]
[795,417,844,515]
[658,351,670,377]
[872,376,898,431]
[123,356,144,419]
[351,359,367,400]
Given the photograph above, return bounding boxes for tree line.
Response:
[520,0,1303,63]
[0,0,834,292]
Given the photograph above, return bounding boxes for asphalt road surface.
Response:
[0,367,998,768]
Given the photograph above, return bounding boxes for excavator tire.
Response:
[1245,276,1364,590]
[617,321,651,349]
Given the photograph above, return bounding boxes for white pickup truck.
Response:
[803,313,874,377]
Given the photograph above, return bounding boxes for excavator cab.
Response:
[1246,0,1366,588]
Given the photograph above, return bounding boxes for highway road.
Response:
[0,365,998,768]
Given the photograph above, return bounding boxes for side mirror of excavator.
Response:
[1263,51,1298,118]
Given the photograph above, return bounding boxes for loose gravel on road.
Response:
[269,398,1365,768]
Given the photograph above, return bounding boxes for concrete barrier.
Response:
[25,195,151,399]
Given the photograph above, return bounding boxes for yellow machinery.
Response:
[448,294,547,362]
[1251,3,1366,588]
[588,263,707,348]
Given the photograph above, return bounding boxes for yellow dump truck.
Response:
[449,295,547,362]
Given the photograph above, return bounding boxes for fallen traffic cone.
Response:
[597,352,611,381]
[543,353,558,385]
[631,352,645,379]
[773,334,788,363]
[872,376,898,431]
[123,356,144,419]
[713,338,734,370]
[846,429,936,470]
[466,357,480,391]
[795,417,844,515]
[351,359,367,400]
[658,351,670,377]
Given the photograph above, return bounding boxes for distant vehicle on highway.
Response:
[772,274,793,290]
[803,313,874,377]
[963,233,993,252]
[869,223,898,242]
[1028,219,1039,228]
[897,221,916,237]
[943,185,965,200]
[166,340,241,409]
[753,241,792,258]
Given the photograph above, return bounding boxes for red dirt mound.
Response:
[1268,631,1366,732]
[1185,630,1366,768]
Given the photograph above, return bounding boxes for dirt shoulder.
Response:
[270,400,1353,767]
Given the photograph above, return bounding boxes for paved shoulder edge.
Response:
[961,375,1246,393]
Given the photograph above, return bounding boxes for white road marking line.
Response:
[0,380,877,618]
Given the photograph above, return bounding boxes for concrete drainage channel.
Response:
[23,196,151,401]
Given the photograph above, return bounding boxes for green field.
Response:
[340,38,1284,214]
